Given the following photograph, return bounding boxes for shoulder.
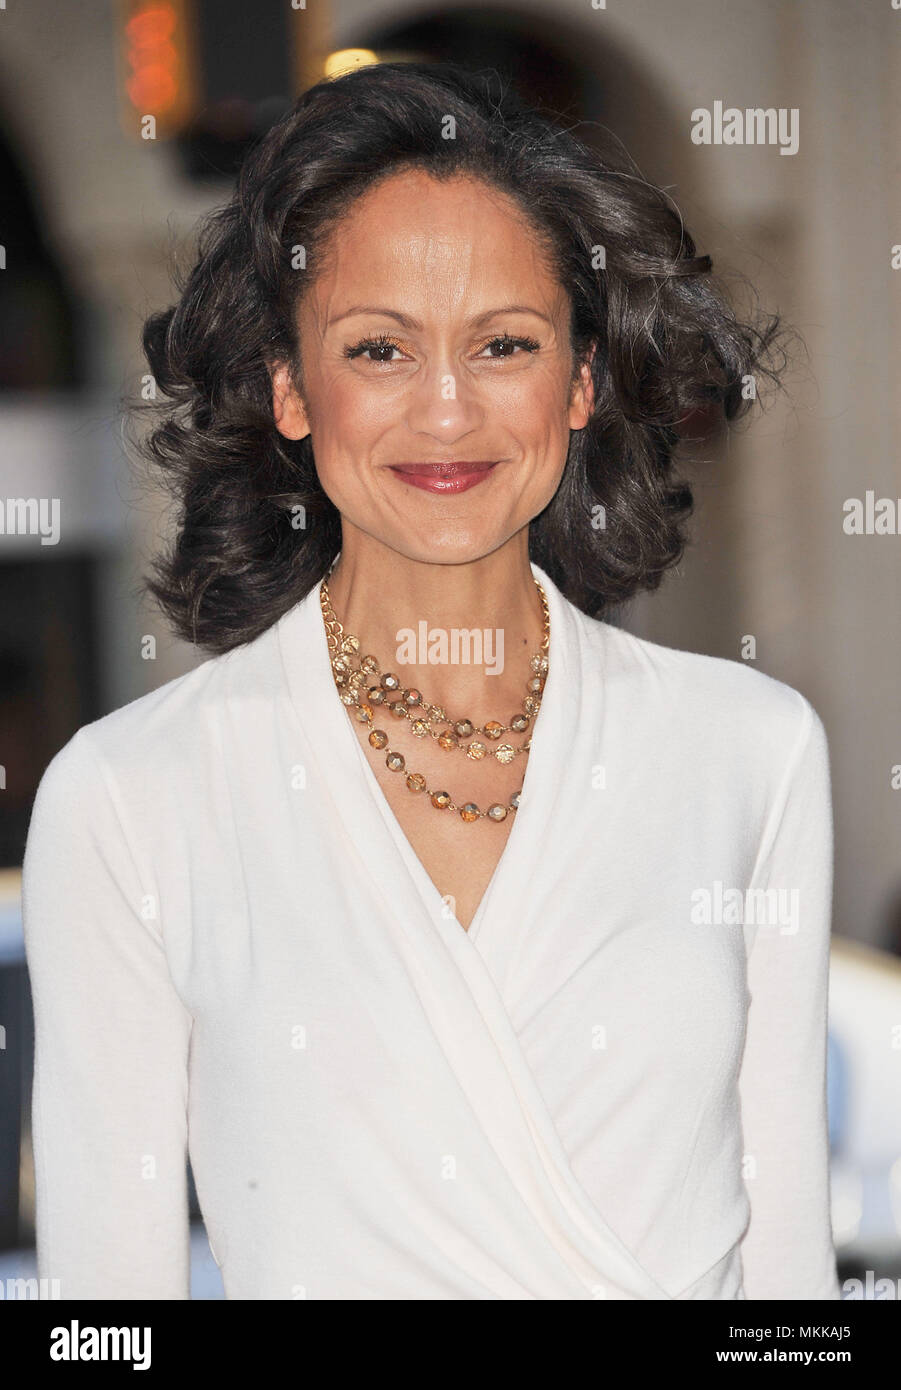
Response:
[577,611,826,773]
[30,621,284,819]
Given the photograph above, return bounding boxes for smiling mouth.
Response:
[387,461,500,494]
[391,461,499,476]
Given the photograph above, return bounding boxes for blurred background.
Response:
[0,0,898,1299]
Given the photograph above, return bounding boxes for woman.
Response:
[22,61,838,1300]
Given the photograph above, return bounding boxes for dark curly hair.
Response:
[135,59,785,653]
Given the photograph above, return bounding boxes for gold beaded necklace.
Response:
[319,574,549,824]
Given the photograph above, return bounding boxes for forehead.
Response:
[305,168,564,320]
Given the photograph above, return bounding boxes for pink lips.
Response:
[388,461,499,494]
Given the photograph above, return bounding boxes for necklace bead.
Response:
[320,572,549,826]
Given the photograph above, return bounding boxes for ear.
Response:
[270,360,311,441]
[568,342,596,430]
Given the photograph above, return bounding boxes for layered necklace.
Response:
[319,573,549,824]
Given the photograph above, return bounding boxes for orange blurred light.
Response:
[126,66,179,113]
[126,5,177,45]
[124,3,181,114]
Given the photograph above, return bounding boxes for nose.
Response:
[402,350,486,443]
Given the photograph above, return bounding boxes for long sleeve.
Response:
[22,728,193,1299]
[737,695,840,1299]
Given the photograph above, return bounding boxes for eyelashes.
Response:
[343,330,541,365]
[343,331,401,363]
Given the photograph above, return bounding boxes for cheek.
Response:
[497,365,572,434]
[501,378,574,490]
[306,374,392,495]
[324,373,404,446]
[511,372,576,495]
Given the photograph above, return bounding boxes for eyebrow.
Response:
[327,304,553,330]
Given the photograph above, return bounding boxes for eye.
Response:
[344,333,406,365]
[477,333,541,359]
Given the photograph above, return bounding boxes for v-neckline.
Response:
[277,558,575,954]
[344,683,534,941]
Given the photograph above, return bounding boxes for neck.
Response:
[323,529,546,719]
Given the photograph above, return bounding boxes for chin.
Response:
[385,526,512,568]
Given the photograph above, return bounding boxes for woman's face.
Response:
[271,167,594,565]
